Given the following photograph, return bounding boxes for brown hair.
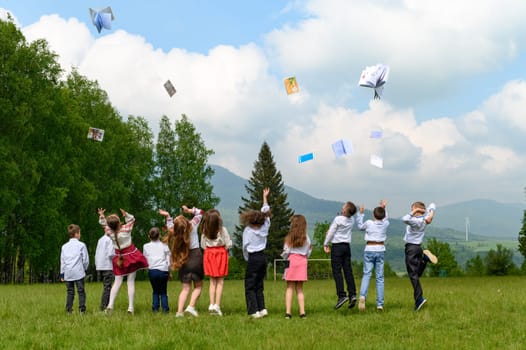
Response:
[240,209,271,228]
[342,201,357,217]
[201,209,222,240]
[163,215,191,270]
[106,214,124,268]
[149,227,160,241]
[373,207,386,220]
[68,224,80,238]
[285,215,307,248]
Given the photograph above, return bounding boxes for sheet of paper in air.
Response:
[370,154,383,168]
[331,139,353,157]
[298,152,314,163]
[359,64,389,99]
[87,127,105,142]
[164,80,176,97]
[89,7,114,33]
[370,130,383,139]
[284,76,300,95]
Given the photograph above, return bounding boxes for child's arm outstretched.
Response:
[159,209,173,229]
[356,204,366,231]
[425,203,436,224]
[182,205,204,225]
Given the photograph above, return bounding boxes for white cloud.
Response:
[477,145,523,174]
[482,80,526,132]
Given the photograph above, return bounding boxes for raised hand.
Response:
[97,208,105,216]
[158,209,170,217]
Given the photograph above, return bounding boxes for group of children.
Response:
[60,192,438,317]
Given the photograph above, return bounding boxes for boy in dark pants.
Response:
[95,231,114,310]
[60,224,89,313]
[324,201,358,309]
[402,202,438,311]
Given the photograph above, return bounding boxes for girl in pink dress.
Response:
[282,214,312,319]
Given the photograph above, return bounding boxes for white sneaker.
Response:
[184,306,198,317]
[423,250,438,264]
[358,296,366,312]
[175,312,184,318]
[259,309,268,317]
[250,311,262,318]
[208,304,216,313]
[214,304,223,316]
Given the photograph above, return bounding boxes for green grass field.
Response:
[1,277,524,349]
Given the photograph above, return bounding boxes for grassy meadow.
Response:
[0,276,524,349]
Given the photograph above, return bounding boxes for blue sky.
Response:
[2,0,526,216]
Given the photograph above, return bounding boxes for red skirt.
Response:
[203,246,229,278]
[112,244,149,276]
[284,253,308,281]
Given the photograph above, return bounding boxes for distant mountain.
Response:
[432,199,524,238]
[210,165,523,271]
[211,164,523,239]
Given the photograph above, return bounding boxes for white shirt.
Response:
[95,234,114,271]
[324,215,355,246]
[166,208,203,250]
[201,227,232,249]
[99,213,135,249]
[281,236,312,259]
[402,214,427,244]
[60,238,89,281]
[143,240,170,271]
[356,212,389,252]
[242,204,270,261]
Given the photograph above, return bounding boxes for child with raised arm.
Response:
[402,201,438,311]
[356,199,389,312]
[60,224,89,314]
[323,201,358,310]
[160,205,204,317]
[241,188,271,318]
[95,230,114,311]
[143,227,171,313]
[201,209,232,316]
[98,208,148,314]
[282,214,312,319]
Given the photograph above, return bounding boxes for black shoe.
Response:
[299,314,306,319]
[285,313,292,319]
[348,296,357,308]
[334,296,349,309]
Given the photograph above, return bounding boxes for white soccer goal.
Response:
[273,258,332,281]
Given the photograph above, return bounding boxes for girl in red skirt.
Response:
[200,209,232,316]
[282,214,312,319]
[98,208,148,314]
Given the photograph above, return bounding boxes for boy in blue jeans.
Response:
[60,224,89,313]
[356,199,389,312]
[402,202,438,311]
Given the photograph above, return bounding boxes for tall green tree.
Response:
[425,238,460,277]
[232,142,294,262]
[155,114,218,216]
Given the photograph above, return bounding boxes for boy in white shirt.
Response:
[402,201,438,311]
[356,200,389,312]
[95,231,114,311]
[60,224,89,313]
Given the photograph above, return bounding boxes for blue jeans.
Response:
[148,269,169,312]
[359,251,385,307]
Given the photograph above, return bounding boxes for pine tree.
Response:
[232,142,294,262]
